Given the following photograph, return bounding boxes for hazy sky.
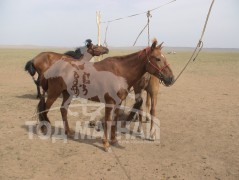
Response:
[0,0,238,48]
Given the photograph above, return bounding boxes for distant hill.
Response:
[0,44,238,52]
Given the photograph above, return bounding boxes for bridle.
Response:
[146,56,169,74]
[89,45,106,56]
[139,47,170,75]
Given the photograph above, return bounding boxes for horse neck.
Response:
[81,51,93,61]
[119,52,147,87]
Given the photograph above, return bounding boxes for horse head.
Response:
[145,39,174,86]
[85,39,109,56]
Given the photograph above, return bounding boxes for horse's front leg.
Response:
[135,93,143,134]
[110,104,121,145]
[137,107,143,134]
[103,105,114,152]
[145,91,151,122]
[149,92,158,141]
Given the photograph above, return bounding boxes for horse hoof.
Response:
[148,136,155,141]
[110,139,119,146]
[89,120,96,128]
[102,140,111,152]
[36,121,51,136]
[66,130,74,138]
[145,117,150,122]
[104,147,112,153]
[136,130,142,135]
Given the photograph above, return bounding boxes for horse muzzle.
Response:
[158,73,174,86]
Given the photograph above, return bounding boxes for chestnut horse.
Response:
[24,39,109,98]
[37,39,174,152]
[127,73,160,137]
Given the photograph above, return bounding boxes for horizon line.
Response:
[0,44,239,50]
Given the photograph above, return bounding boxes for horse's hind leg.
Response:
[38,87,60,133]
[44,90,61,122]
[61,90,73,136]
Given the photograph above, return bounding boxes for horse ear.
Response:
[151,38,158,50]
[85,39,93,48]
[158,42,164,50]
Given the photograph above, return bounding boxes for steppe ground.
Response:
[0,47,238,180]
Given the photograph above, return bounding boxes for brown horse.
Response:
[126,73,160,138]
[24,39,109,98]
[37,39,174,152]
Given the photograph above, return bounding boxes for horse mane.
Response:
[151,38,158,45]
[64,47,82,59]
[63,39,92,59]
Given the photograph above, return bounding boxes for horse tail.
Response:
[25,60,39,85]
[25,60,36,76]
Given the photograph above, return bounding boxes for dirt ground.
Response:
[0,48,238,180]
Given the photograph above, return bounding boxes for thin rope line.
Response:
[133,11,152,46]
[171,0,215,85]
[172,45,201,84]
[103,1,175,47]
[111,148,131,180]
[133,23,148,46]
[101,0,176,24]
[199,0,215,42]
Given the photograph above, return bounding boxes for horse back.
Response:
[33,52,65,74]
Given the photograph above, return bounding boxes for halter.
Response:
[90,45,107,57]
[89,45,98,56]
[139,47,170,74]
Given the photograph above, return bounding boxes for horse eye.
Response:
[156,58,161,61]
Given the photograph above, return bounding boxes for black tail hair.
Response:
[24,60,36,76]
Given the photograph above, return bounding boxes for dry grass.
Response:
[0,47,238,180]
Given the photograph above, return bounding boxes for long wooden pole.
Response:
[96,11,101,61]
[96,11,101,46]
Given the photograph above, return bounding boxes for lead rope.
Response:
[171,0,215,85]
